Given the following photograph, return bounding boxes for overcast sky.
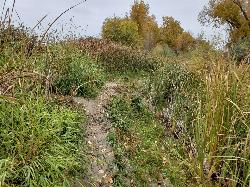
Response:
[1,0,226,40]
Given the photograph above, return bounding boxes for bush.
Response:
[78,38,162,73]
[0,97,86,186]
[150,63,203,120]
[230,36,250,63]
[176,32,195,53]
[107,95,183,186]
[0,25,37,56]
[102,17,142,47]
[53,53,106,98]
[152,44,176,57]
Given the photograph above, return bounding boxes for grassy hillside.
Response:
[0,16,249,187]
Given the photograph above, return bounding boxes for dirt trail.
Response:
[73,82,119,187]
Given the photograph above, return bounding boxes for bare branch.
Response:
[31,15,48,31]
[8,0,16,27]
[0,0,7,24]
[40,0,87,42]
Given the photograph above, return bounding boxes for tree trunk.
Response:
[248,0,250,19]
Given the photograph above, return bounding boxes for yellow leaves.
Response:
[199,0,250,44]
[130,0,150,35]
[161,16,184,49]
[176,32,195,52]
[102,17,142,47]
[213,0,241,23]
[130,1,159,50]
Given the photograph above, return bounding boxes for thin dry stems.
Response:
[8,0,16,27]
[0,0,7,24]
[40,0,87,42]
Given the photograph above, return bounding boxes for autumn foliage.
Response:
[130,1,160,50]
[101,1,196,54]
[199,0,250,43]
[102,17,142,47]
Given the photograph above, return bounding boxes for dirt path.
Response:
[73,82,119,187]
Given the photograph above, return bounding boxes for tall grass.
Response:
[0,97,86,186]
[0,2,96,186]
[149,49,250,186]
[191,59,250,186]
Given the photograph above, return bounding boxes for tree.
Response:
[101,17,142,47]
[176,32,195,52]
[160,16,184,50]
[130,0,159,50]
[142,16,160,51]
[199,0,250,43]
[130,0,150,36]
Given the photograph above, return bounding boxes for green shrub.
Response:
[53,54,106,98]
[107,95,185,186]
[152,44,176,57]
[102,17,142,47]
[78,38,162,73]
[150,63,203,121]
[0,97,86,187]
[230,36,250,63]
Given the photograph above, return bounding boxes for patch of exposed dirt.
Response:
[73,82,119,187]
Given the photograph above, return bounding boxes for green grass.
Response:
[107,50,250,187]
[53,52,106,98]
[0,26,95,186]
[0,97,86,187]
[107,94,190,186]
[1,19,249,187]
